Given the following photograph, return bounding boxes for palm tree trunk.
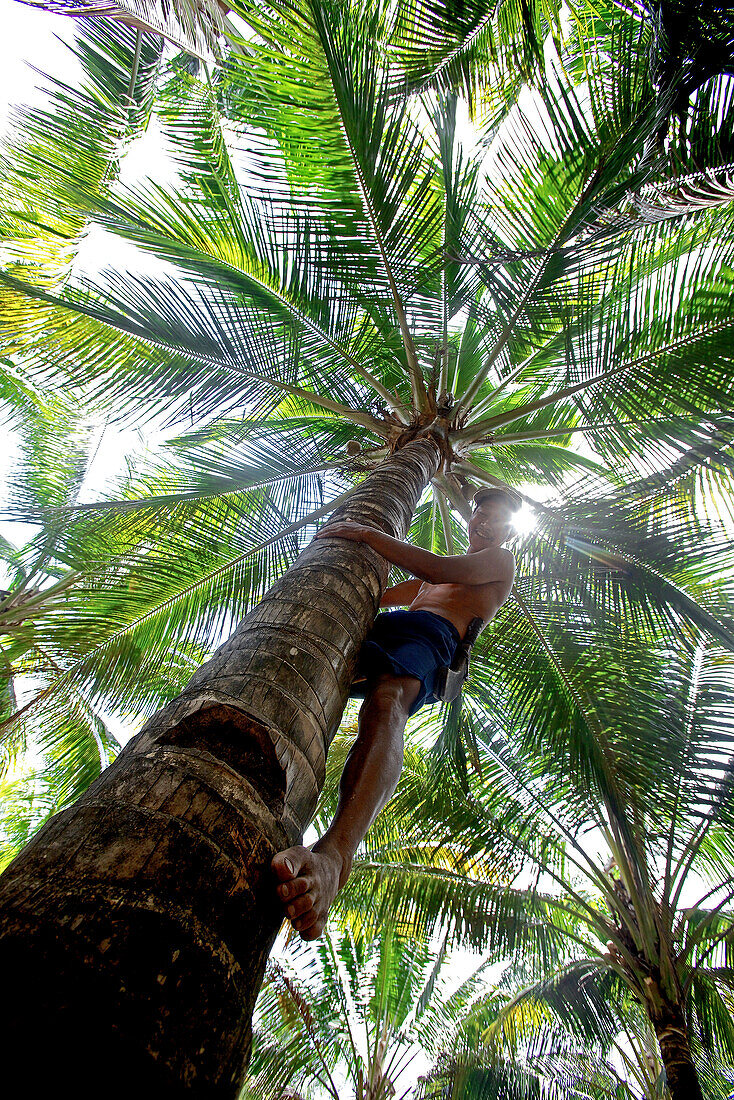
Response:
[0,437,440,1098]
[650,997,704,1100]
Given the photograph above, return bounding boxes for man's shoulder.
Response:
[496,546,516,580]
[476,545,515,582]
[481,544,515,568]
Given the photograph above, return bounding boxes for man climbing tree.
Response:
[273,488,518,939]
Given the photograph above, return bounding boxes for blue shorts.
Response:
[351,609,461,716]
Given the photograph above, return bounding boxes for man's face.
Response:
[468,499,513,550]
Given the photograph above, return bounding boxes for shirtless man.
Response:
[271,487,518,940]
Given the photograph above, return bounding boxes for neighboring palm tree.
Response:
[418,970,734,1099]
[243,917,494,1100]
[0,390,126,869]
[1,0,734,1094]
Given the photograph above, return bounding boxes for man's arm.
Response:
[380,579,423,607]
[316,522,513,586]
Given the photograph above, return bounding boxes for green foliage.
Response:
[2,0,734,1093]
[244,920,494,1100]
[0,18,162,283]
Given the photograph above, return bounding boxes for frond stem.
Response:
[124,29,143,117]
[434,488,454,554]
[469,412,734,444]
[455,318,733,442]
[317,45,427,412]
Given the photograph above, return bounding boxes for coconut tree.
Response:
[418,970,734,1099]
[242,918,495,1100]
[1,0,734,1094]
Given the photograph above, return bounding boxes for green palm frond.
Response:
[0,667,121,866]
[0,431,362,744]
[419,973,637,1100]
[387,0,560,118]
[248,918,502,1100]
[5,0,733,492]
[0,19,163,283]
[452,963,664,1100]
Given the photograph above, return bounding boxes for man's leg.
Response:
[271,673,421,940]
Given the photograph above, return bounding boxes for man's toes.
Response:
[293,909,319,933]
[300,919,326,941]
[278,875,310,902]
[271,855,295,881]
[287,894,313,919]
[272,848,305,883]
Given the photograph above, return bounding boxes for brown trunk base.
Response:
[0,705,288,1097]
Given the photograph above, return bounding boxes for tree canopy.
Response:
[1,0,734,1094]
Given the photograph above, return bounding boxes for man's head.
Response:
[468,487,521,550]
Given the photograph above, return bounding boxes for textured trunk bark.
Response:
[0,438,439,1098]
[650,998,704,1100]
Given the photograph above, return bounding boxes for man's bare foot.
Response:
[272,841,351,941]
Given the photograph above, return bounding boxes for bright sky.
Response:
[0,2,74,126]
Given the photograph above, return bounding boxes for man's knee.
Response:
[365,674,420,718]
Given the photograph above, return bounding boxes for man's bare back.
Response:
[271,489,519,939]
